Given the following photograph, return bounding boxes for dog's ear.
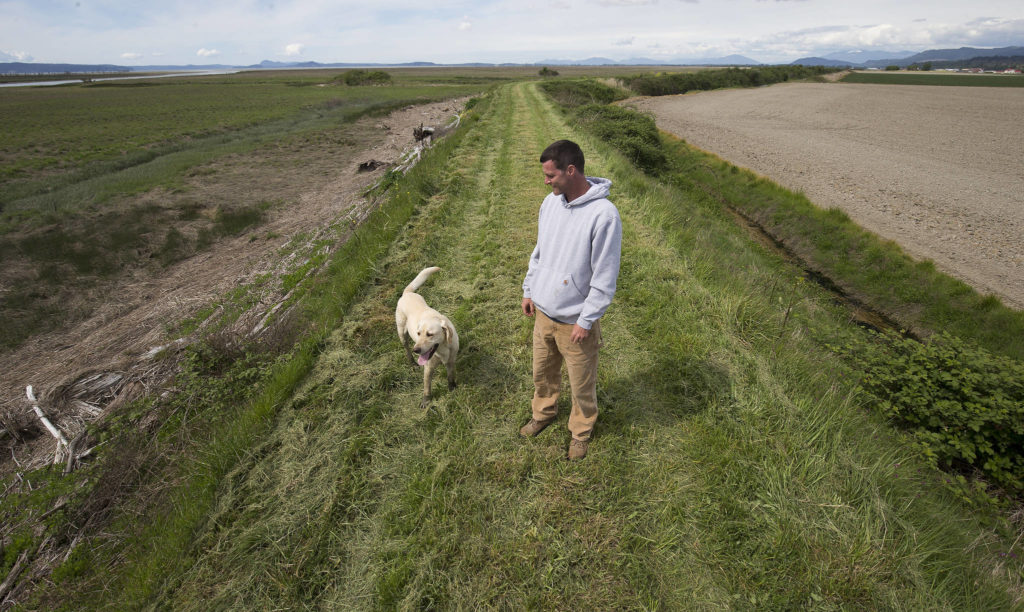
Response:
[443,321,453,343]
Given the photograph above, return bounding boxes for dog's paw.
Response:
[448,381,457,391]
[420,396,432,410]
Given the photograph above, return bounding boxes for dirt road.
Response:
[627,82,1024,309]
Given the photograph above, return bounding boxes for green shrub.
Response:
[885,65,900,71]
[624,65,838,96]
[570,104,667,172]
[537,79,628,109]
[340,70,392,86]
[538,66,559,77]
[836,331,1024,492]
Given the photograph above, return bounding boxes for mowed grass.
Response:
[842,71,1024,87]
[105,82,1023,609]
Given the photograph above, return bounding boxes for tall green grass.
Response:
[41,81,1024,609]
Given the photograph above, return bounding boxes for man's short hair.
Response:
[540,140,585,173]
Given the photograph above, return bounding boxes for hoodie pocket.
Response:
[533,266,586,315]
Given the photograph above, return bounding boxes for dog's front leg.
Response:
[421,361,435,408]
[446,359,457,391]
[402,335,417,369]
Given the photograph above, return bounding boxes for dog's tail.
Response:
[403,266,441,293]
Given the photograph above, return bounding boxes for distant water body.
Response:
[0,69,241,88]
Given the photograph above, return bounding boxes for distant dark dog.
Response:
[413,123,435,143]
[395,267,459,407]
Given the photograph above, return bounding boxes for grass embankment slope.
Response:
[98,82,1022,608]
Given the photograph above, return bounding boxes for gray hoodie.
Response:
[522,176,622,329]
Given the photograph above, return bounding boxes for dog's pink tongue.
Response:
[417,353,430,366]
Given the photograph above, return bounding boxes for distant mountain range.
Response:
[536,54,762,66]
[2,46,1022,75]
[0,59,456,75]
[791,46,1024,68]
[821,50,916,63]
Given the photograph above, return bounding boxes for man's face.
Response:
[542,159,572,196]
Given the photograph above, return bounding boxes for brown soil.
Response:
[1,98,465,473]
[627,82,1024,309]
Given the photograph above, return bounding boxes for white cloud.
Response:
[952,17,1024,47]
[121,52,142,59]
[0,0,1018,66]
[749,16,1024,60]
[1,49,33,61]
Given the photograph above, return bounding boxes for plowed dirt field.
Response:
[628,82,1024,309]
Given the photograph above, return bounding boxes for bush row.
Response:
[570,104,666,172]
[537,78,629,108]
[535,79,667,174]
[625,65,838,96]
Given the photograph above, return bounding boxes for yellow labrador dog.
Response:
[396,266,459,407]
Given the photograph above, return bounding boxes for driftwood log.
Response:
[25,386,68,465]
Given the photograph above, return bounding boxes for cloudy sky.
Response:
[1,0,1021,66]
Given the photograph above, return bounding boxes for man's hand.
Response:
[571,324,589,343]
[522,297,535,317]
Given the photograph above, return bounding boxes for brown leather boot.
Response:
[519,417,554,437]
[568,438,588,460]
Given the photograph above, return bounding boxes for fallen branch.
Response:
[0,535,50,607]
[0,549,31,603]
[251,289,296,337]
[25,386,69,465]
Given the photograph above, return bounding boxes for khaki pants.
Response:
[531,310,602,441]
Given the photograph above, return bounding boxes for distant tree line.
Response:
[624,65,840,96]
[336,69,392,86]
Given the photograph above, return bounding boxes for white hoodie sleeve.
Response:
[523,242,541,298]
[577,212,622,329]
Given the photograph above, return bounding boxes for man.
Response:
[520,140,622,461]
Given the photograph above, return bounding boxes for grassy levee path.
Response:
[148,82,1020,609]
